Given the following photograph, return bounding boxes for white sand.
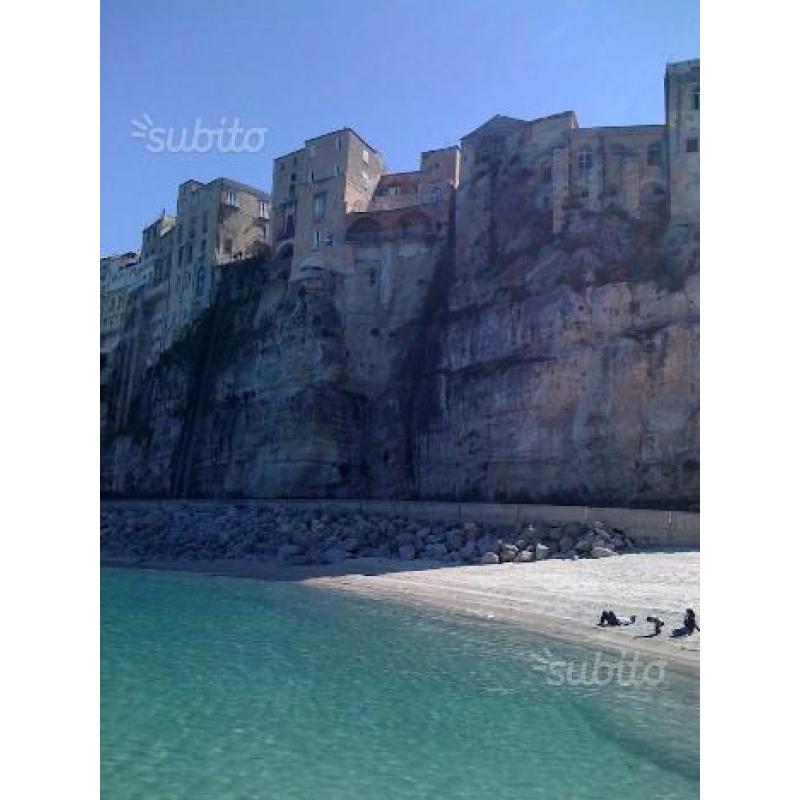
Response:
[303,551,700,674]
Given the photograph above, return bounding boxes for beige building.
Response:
[459,59,698,233]
[272,130,463,282]
[100,250,145,353]
[271,128,386,280]
[665,59,700,221]
[162,177,271,347]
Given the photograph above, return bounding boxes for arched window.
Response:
[195,265,205,296]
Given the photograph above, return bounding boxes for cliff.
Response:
[102,180,699,509]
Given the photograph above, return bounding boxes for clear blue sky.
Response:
[101,0,699,255]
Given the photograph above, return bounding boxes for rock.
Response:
[463,521,479,535]
[398,544,416,561]
[321,547,347,564]
[423,542,448,560]
[342,537,361,553]
[558,535,575,553]
[591,546,617,558]
[277,543,303,562]
[514,549,534,563]
[535,543,550,560]
[481,552,500,565]
[499,543,519,563]
[575,538,593,553]
[446,528,466,550]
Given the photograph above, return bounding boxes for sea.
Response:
[101,566,699,799]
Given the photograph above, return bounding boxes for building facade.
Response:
[100,250,145,353]
[459,58,698,233]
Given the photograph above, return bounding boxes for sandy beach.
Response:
[104,549,699,674]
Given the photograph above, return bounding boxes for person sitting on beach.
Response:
[684,608,700,634]
[671,608,700,637]
[646,616,664,636]
[598,611,636,627]
[598,610,619,626]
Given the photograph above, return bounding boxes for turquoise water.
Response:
[101,567,699,799]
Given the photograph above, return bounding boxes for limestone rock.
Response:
[535,543,550,560]
[591,546,617,558]
[398,544,416,561]
[481,552,500,565]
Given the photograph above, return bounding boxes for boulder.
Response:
[575,538,593,553]
[558,535,575,553]
[591,546,617,559]
[277,543,303,562]
[499,544,519,563]
[535,543,550,560]
[342,537,361,553]
[514,549,534,563]
[481,552,500,565]
[446,528,466,551]
[320,547,347,564]
[424,542,448,560]
[398,544,416,561]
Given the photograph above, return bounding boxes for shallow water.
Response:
[101,567,699,799]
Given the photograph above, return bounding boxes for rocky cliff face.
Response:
[102,177,699,509]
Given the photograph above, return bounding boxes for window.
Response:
[314,229,321,248]
[202,211,208,233]
[259,201,269,219]
[540,162,553,183]
[224,238,233,255]
[336,136,343,151]
[177,246,183,266]
[195,266,205,296]
[647,142,663,167]
[577,150,594,171]
[691,87,700,111]
[226,190,238,207]
[308,143,317,158]
[686,137,699,153]
[369,268,376,287]
[186,243,193,263]
[333,164,341,177]
[285,213,295,236]
[362,148,370,164]
[309,169,315,182]
[312,192,327,222]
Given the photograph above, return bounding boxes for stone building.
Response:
[665,59,700,221]
[162,177,271,349]
[271,131,462,284]
[271,128,386,280]
[459,58,698,234]
[100,250,145,353]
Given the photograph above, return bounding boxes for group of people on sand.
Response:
[598,608,699,638]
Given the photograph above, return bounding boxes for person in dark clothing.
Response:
[671,608,700,638]
[684,608,700,634]
[646,616,664,636]
[598,610,620,627]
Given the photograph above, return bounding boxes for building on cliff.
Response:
[271,129,461,283]
[459,58,699,234]
[162,177,271,350]
[100,250,146,354]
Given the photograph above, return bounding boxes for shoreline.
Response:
[102,551,700,677]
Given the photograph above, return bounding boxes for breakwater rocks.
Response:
[101,503,638,567]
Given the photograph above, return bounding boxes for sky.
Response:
[100,0,699,255]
